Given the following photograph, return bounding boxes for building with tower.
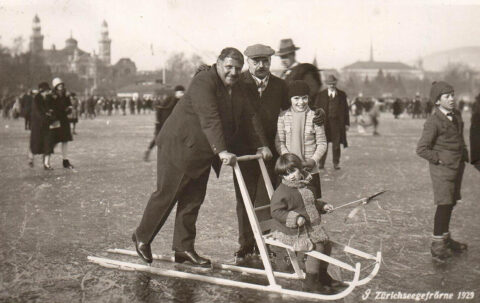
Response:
[342,43,424,80]
[28,14,136,95]
[99,20,111,65]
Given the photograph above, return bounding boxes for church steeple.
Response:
[98,20,111,65]
[29,14,44,53]
[312,52,318,67]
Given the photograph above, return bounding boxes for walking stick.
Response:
[331,190,387,211]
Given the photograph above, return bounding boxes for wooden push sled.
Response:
[88,155,381,301]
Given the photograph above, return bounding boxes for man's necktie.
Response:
[258,81,266,98]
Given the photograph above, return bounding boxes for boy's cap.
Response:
[430,81,453,104]
[288,80,310,98]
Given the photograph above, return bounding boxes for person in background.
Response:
[276,38,322,102]
[416,81,469,263]
[313,75,350,170]
[392,97,402,119]
[470,94,480,172]
[144,85,185,161]
[412,93,422,119]
[129,98,135,115]
[369,98,381,136]
[49,77,75,169]
[69,92,79,135]
[29,82,54,169]
[20,90,34,130]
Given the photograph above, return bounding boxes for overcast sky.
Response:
[1,0,480,71]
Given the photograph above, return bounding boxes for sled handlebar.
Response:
[237,154,262,162]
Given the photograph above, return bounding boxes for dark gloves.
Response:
[66,106,73,115]
[195,64,211,76]
[313,108,326,126]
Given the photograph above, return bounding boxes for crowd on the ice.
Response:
[2,38,480,295]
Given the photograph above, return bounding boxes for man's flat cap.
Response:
[244,44,275,58]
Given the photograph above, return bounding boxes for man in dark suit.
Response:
[416,81,469,262]
[313,75,350,170]
[132,48,272,266]
[231,44,290,262]
[276,38,322,102]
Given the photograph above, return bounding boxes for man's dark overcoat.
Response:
[313,89,349,147]
[155,66,267,179]
[136,65,267,251]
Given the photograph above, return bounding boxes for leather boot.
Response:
[303,273,332,294]
[431,236,452,262]
[175,250,211,267]
[444,232,467,252]
[303,273,319,292]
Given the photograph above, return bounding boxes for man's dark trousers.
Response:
[320,117,342,166]
[135,147,211,252]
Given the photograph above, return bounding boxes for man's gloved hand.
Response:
[257,146,273,160]
[219,151,237,166]
[302,159,316,171]
[313,108,326,126]
[66,106,73,115]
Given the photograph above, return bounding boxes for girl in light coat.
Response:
[275,80,327,198]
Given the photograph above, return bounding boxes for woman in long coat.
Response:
[29,82,54,169]
[50,78,74,169]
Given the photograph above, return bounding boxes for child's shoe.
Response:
[303,273,332,294]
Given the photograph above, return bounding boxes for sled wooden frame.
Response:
[88,154,380,301]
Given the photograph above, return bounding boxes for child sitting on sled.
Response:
[270,153,346,294]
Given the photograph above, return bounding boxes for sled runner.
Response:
[88,155,381,301]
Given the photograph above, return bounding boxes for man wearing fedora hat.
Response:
[313,74,350,170]
[230,44,290,263]
[276,38,322,102]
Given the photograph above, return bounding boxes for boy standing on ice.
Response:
[416,81,469,262]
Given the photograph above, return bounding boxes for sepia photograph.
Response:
[1,0,479,302]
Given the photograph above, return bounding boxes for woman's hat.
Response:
[38,82,50,92]
[430,81,453,104]
[52,77,64,89]
[288,80,310,98]
[275,38,300,56]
